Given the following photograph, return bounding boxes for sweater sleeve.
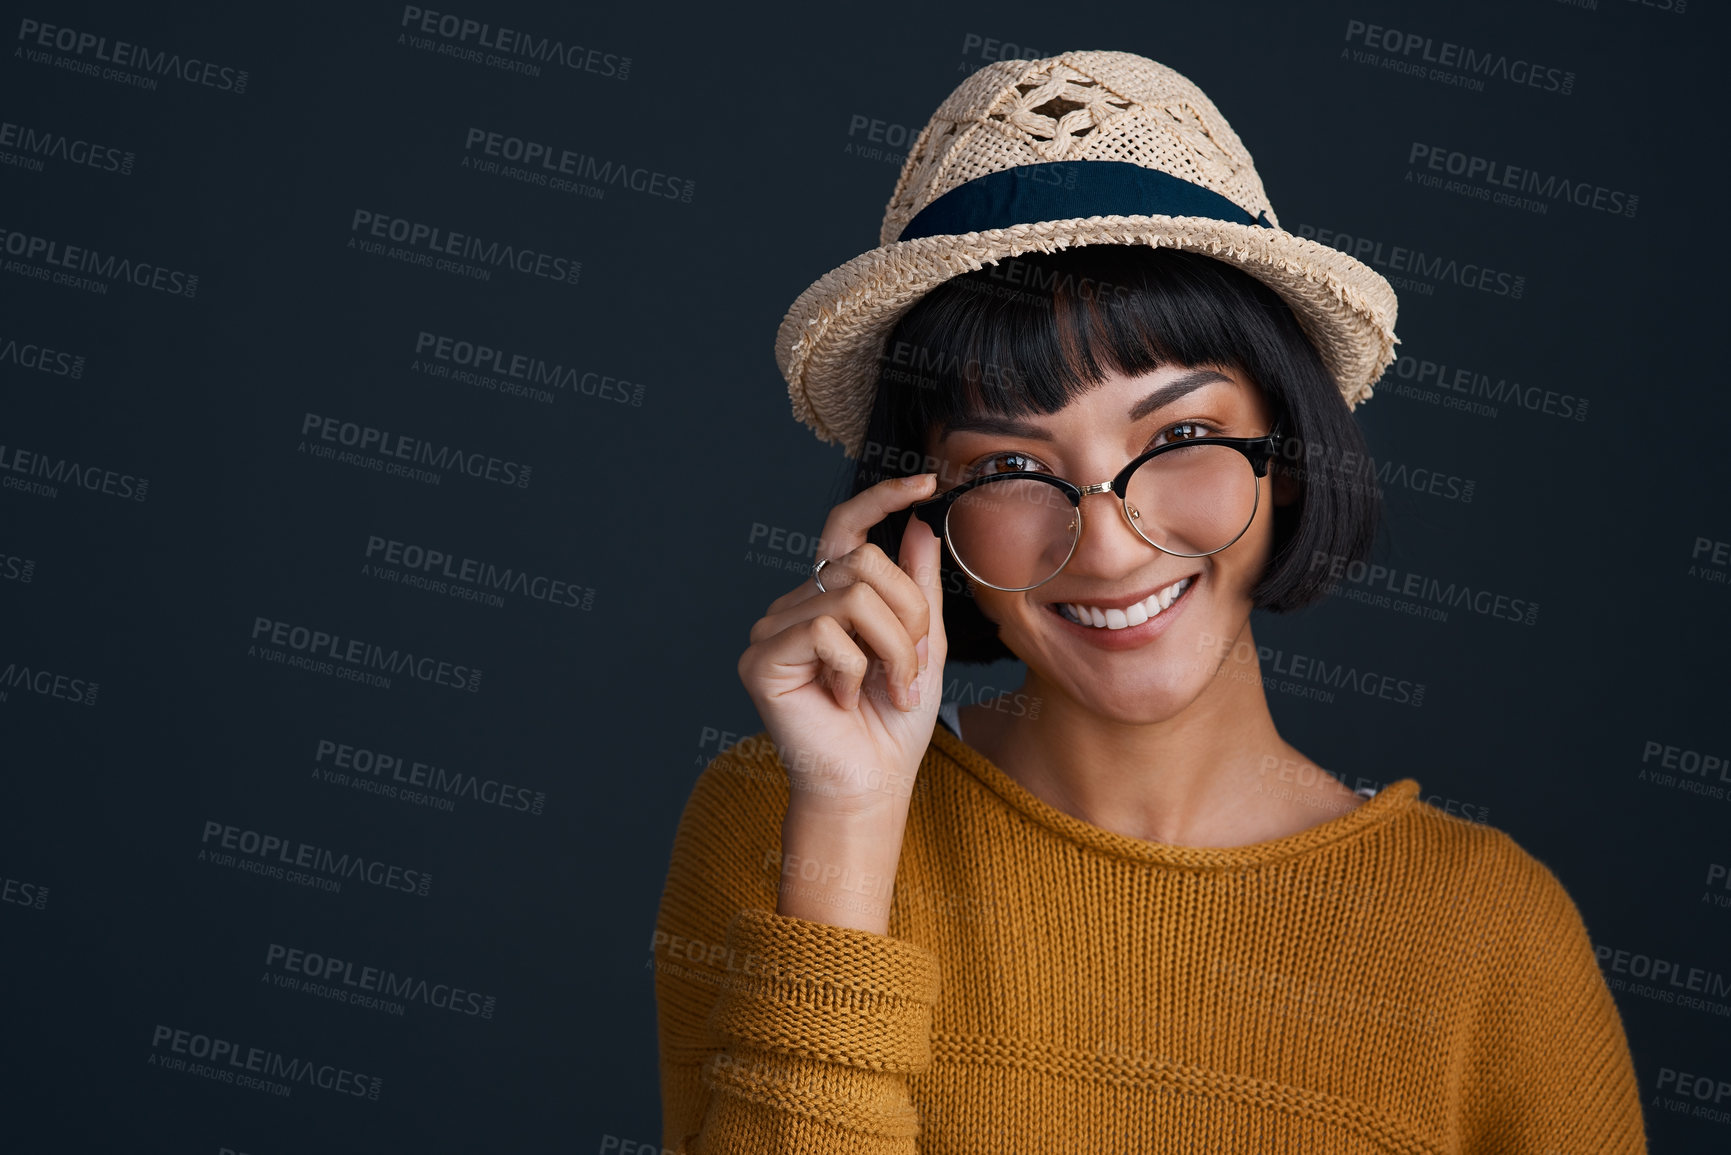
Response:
[653,733,942,1155]
[1459,842,1648,1154]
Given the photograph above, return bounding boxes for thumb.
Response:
[899,502,946,661]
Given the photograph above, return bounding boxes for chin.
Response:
[1096,657,1219,719]
[1012,630,1225,721]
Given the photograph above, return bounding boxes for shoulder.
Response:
[1389,794,1599,960]
[1393,802,1642,1129]
[1395,796,1572,895]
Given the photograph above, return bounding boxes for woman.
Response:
[654,52,1645,1152]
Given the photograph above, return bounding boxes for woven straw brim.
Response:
[775,215,1400,459]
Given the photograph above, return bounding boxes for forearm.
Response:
[657,740,940,1153]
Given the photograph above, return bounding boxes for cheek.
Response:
[1208,498,1279,599]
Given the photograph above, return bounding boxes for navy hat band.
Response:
[896,159,1271,243]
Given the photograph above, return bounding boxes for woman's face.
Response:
[922,364,1290,723]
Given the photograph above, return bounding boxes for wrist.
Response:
[776,802,909,934]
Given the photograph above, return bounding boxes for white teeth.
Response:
[1059,578,1191,630]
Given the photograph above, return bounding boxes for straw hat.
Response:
[774,51,1400,459]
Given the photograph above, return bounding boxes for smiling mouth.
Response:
[1047,576,1194,630]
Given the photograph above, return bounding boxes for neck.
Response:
[961,622,1365,847]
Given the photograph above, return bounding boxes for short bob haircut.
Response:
[836,244,1383,666]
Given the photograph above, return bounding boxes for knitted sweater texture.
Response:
[653,724,1646,1153]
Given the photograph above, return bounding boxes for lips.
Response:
[1049,575,1195,631]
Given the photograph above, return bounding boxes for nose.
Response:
[1064,484,1153,573]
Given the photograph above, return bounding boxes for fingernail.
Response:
[907,679,921,708]
[903,472,933,487]
[916,636,928,671]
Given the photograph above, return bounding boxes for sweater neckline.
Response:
[926,721,1422,870]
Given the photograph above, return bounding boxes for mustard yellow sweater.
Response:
[653,723,1647,1153]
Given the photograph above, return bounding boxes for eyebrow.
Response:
[937,368,1234,442]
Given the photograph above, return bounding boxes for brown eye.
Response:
[1149,421,1216,451]
[972,450,1044,477]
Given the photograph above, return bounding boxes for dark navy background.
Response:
[1,1,1725,1152]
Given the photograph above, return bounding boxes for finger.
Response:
[813,472,937,574]
[810,616,868,712]
[755,542,929,652]
[762,473,938,617]
[740,614,864,711]
[751,582,923,710]
[752,614,870,712]
[898,498,946,676]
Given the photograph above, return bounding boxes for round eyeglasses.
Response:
[909,427,1283,592]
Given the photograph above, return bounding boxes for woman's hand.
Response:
[735,473,949,932]
[739,472,948,816]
